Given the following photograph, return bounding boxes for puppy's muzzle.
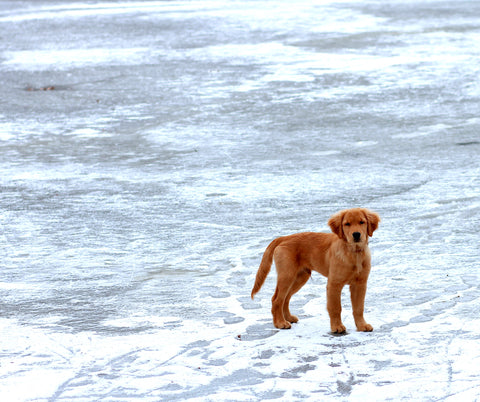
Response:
[352,232,361,242]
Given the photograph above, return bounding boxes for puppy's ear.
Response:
[364,209,380,237]
[328,211,344,239]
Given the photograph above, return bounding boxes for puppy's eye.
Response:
[359,221,365,225]
[344,222,351,226]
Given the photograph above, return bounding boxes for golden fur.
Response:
[251,208,380,333]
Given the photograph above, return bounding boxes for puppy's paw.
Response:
[357,323,373,332]
[274,320,292,329]
[285,314,298,323]
[331,323,346,333]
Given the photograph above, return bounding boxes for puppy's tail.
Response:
[251,237,284,299]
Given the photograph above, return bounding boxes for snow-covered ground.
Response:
[1,0,479,400]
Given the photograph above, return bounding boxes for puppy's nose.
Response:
[353,232,361,242]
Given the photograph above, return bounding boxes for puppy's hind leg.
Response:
[283,269,311,324]
[271,282,293,329]
[271,251,296,329]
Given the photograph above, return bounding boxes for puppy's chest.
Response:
[351,254,366,276]
[330,247,370,279]
[352,259,363,275]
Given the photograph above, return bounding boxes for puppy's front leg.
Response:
[326,281,346,333]
[350,282,373,332]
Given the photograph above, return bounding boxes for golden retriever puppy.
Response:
[251,208,380,333]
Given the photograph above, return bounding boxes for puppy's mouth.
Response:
[351,241,366,253]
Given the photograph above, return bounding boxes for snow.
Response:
[1,0,480,400]
[3,48,152,71]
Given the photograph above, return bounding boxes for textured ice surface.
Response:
[1,0,479,400]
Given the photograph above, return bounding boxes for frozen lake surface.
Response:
[1,0,480,400]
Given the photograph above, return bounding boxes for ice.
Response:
[1,0,480,400]
[2,48,152,71]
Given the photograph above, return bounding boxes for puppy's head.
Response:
[328,208,380,245]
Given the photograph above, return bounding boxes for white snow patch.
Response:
[3,48,151,70]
